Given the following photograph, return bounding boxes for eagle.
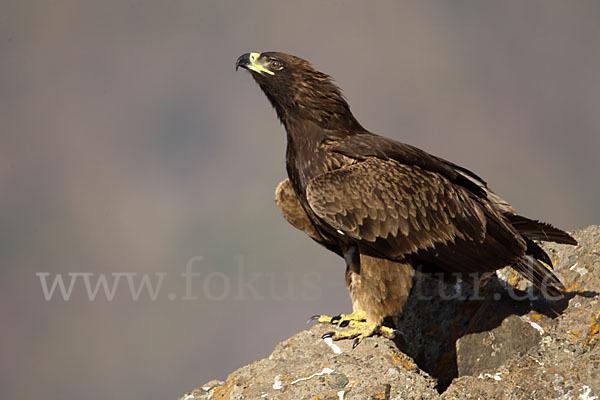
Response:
[235,51,577,347]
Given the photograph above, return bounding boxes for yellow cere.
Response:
[247,52,274,75]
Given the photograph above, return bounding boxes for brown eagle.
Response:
[236,51,576,346]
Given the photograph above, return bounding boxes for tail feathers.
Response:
[507,214,577,245]
[525,238,553,267]
[512,256,565,297]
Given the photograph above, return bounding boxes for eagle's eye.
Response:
[269,59,283,71]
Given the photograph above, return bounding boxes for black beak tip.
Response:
[236,53,251,71]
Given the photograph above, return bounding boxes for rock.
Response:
[179,324,438,399]
[178,226,600,399]
[326,372,349,389]
[391,254,540,389]
[456,314,541,377]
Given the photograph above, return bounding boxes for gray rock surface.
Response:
[179,226,600,399]
[456,314,541,377]
[182,325,439,400]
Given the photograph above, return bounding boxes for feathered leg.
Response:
[315,248,414,347]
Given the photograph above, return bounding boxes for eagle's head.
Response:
[236,51,363,131]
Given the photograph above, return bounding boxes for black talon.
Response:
[330,314,342,324]
[352,338,360,349]
[307,315,321,324]
[322,331,335,339]
[387,327,403,338]
[339,319,350,328]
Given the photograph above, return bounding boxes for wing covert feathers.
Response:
[306,158,488,258]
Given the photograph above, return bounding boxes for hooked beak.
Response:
[235,52,274,75]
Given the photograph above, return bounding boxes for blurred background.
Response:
[1,1,599,399]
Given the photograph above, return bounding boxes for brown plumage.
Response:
[237,51,577,343]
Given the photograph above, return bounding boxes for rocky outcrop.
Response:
[179,226,600,399]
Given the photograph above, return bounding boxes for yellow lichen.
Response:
[209,386,223,399]
[391,353,417,371]
[583,312,600,348]
[565,282,580,292]
[483,332,493,346]
[209,380,234,400]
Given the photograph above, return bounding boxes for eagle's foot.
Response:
[312,310,367,327]
[310,310,396,347]
[321,321,396,348]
